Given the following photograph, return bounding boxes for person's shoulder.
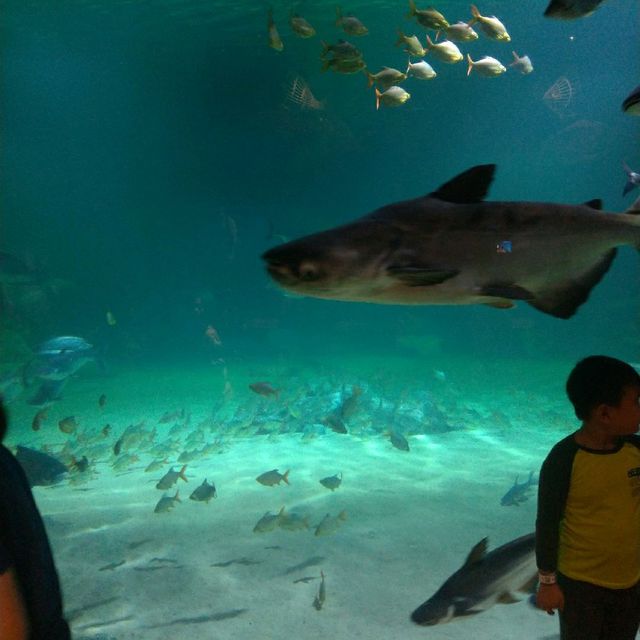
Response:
[543,433,578,466]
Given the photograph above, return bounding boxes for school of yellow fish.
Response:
[267,2,533,110]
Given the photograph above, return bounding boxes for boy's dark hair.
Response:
[566,355,640,421]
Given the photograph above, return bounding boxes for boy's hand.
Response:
[536,583,564,615]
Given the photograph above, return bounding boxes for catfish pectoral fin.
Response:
[480,283,535,300]
[528,248,617,319]
[386,266,459,286]
[497,592,520,605]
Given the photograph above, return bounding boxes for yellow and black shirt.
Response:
[536,433,640,589]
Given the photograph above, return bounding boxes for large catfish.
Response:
[262,165,640,318]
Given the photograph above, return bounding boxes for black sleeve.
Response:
[0,446,71,639]
[535,434,577,573]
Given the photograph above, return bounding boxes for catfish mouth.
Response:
[263,250,332,291]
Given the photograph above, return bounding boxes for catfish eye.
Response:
[298,261,320,281]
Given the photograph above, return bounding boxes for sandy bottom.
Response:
[4,356,569,640]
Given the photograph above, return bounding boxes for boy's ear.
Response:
[593,403,612,422]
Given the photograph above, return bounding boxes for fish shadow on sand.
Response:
[282,555,325,575]
[144,609,248,627]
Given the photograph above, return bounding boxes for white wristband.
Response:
[538,572,557,585]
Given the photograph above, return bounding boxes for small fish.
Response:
[375,86,411,110]
[500,471,538,506]
[335,7,368,36]
[442,21,478,42]
[341,385,363,419]
[396,30,427,57]
[145,458,168,472]
[32,407,48,431]
[623,162,640,196]
[322,57,366,74]
[407,0,449,30]
[253,507,285,533]
[290,12,315,38]
[469,5,510,41]
[112,453,139,471]
[425,36,462,63]
[156,465,188,490]
[256,468,290,486]
[319,472,342,491]
[406,59,436,80]
[544,0,607,19]
[466,54,506,77]
[106,310,117,326]
[622,86,640,116]
[154,490,181,514]
[313,571,326,610]
[389,430,410,451]
[189,479,217,503]
[102,424,112,437]
[267,9,284,51]
[510,51,533,75]
[98,393,107,408]
[279,508,310,531]
[249,382,280,399]
[320,40,362,60]
[205,325,222,346]
[58,416,78,434]
[158,409,185,423]
[322,413,348,433]
[366,67,407,90]
[70,455,89,472]
[321,39,362,61]
[314,510,347,537]
[113,433,124,455]
[294,576,317,584]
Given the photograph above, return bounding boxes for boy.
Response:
[536,355,640,640]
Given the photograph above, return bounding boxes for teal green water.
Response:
[1,0,639,637]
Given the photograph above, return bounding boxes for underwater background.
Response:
[1,0,639,638]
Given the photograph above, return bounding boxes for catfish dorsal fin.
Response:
[463,537,488,567]
[583,199,602,210]
[430,164,496,204]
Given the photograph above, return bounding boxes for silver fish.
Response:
[319,472,342,491]
[411,533,536,625]
[313,571,326,610]
[469,4,510,41]
[156,465,188,490]
[154,491,181,514]
[314,510,347,536]
[253,507,285,533]
[262,164,640,319]
[256,468,290,486]
[500,471,537,506]
[509,51,533,75]
[189,479,217,503]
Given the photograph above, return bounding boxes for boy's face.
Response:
[604,385,640,435]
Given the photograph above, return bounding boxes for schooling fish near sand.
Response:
[263,164,640,319]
